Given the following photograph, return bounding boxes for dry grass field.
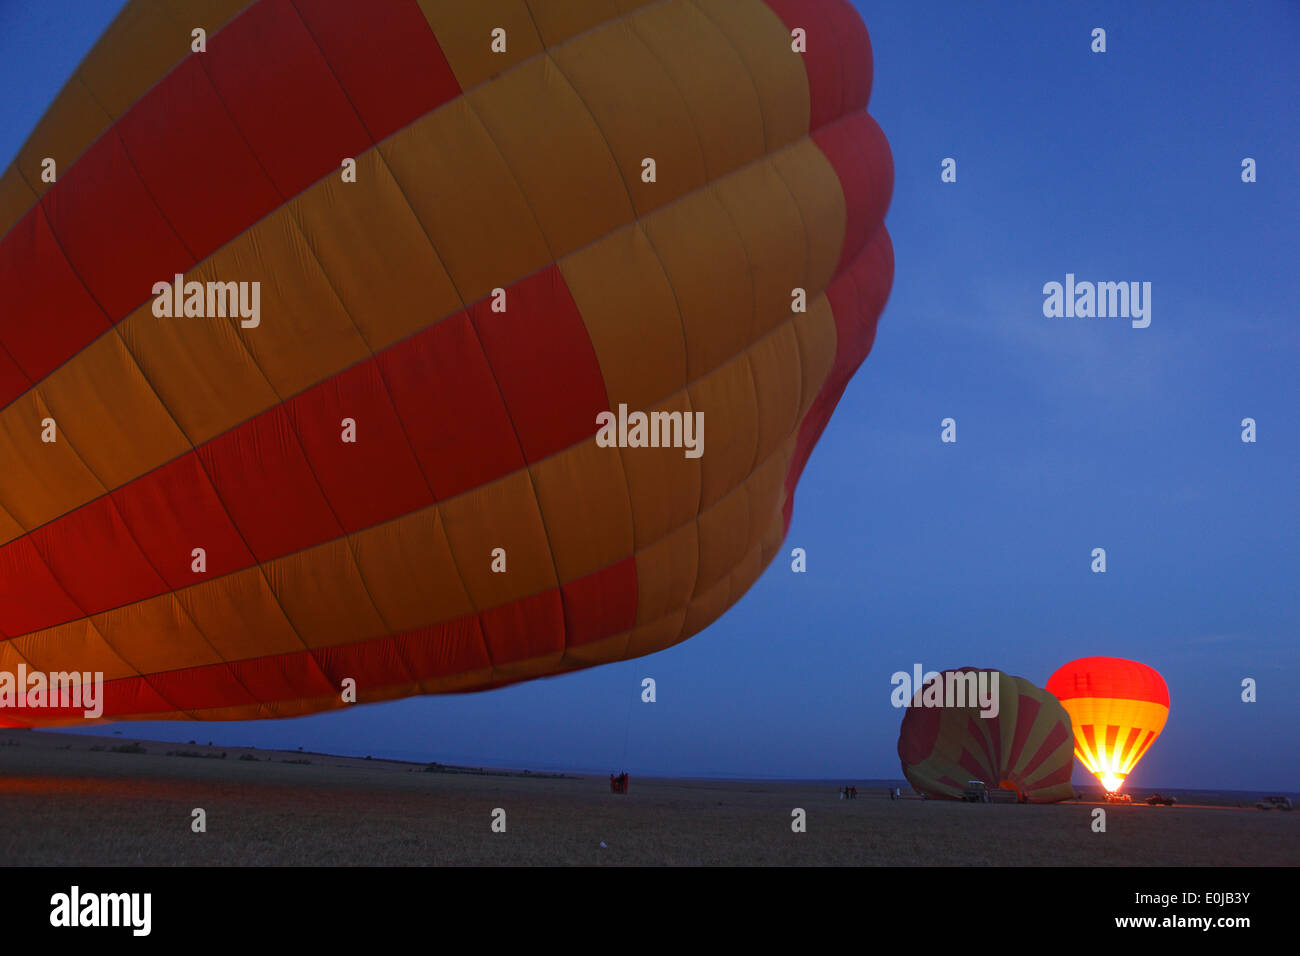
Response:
[1,731,1295,866]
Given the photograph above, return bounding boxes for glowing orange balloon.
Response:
[1046,657,1169,793]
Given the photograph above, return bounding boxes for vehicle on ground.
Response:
[961,780,991,803]
[1256,796,1293,810]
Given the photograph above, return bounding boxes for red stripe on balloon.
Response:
[0,557,636,723]
[291,0,460,143]
[957,748,991,784]
[199,0,372,199]
[1080,723,1098,758]
[117,56,282,264]
[1046,656,1170,706]
[1006,693,1041,771]
[0,205,111,386]
[469,267,611,463]
[1021,719,1070,779]
[1024,762,1072,792]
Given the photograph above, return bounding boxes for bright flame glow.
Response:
[1099,773,1125,793]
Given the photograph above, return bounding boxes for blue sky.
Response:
[2,0,1297,790]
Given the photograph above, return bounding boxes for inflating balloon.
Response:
[1046,657,1169,793]
[0,0,893,724]
[897,669,1076,803]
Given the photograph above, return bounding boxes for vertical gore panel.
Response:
[769,141,847,296]
[199,209,370,399]
[291,151,463,353]
[117,57,282,261]
[560,225,688,413]
[284,360,434,533]
[12,618,133,681]
[616,390,701,547]
[111,453,255,591]
[0,166,38,241]
[0,206,109,388]
[231,651,334,705]
[552,21,707,217]
[93,594,220,674]
[0,346,28,410]
[746,324,804,465]
[437,470,557,608]
[42,130,192,320]
[529,438,634,582]
[694,484,751,596]
[693,0,809,150]
[627,1,766,180]
[470,266,609,463]
[415,0,543,89]
[527,0,638,46]
[176,567,306,661]
[313,636,414,698]
[149,664,256,712]
[468,56,632,258]
[688,353,760,512]
[352,509,474,633]
[379,99,552,302]
[0,539,83,638]
[0,391,107,532]
[197,406,341,561]
[712,162,810,342]
[762,0,844,131]
[265,540,387,649]
[633,522,699,626]
[292,0,462,141]
[812,112,893,276]
[398,615,491,682]
[28,497,165,616]
[379,313,524,501]
[118,304,279,448]
[39,333,190,489]
[561,556,638,646]
[201,0,371,198]
[641,189,755,382]
[479,587,564,667]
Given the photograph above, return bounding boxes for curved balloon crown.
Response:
[897,668,1077,804]
[0,1,893,725]
[1046,657,1169,792]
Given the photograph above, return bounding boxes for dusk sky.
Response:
[2,0,1296,791]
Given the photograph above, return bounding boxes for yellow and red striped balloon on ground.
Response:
[897,669,1077,803]
[0,1,894,724]
[1047,657,1169,793]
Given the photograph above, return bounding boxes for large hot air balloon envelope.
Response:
[0,1,893,725]
[1046,657,1169,793]
[897,669,1077,803]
